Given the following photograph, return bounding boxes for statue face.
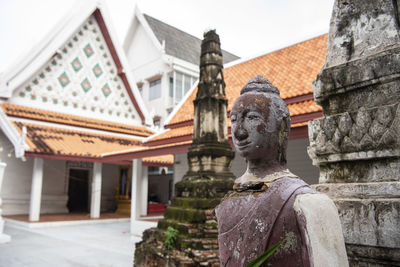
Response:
[230,94,278,160]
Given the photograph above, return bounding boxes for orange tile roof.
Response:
[2,103,154,137]
[143,154,174,165]
[169,34,327,125]
[150,100,321,143]
[287,100,321,116]
[13,121,142,158]
[150,126,194,142]
[104,140,192,157]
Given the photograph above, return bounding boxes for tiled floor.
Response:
[0,218,157,267]
[4,212,129,222]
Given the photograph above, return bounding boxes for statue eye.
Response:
[247,113,261,120]
[230,115,237,122]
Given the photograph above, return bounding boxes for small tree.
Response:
[164,226,179,251]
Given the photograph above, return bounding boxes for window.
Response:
[169,77,174,97]
[169,71,198,105]
[149,79,161,100]
[184,74,192,94]
[175,73,183,102]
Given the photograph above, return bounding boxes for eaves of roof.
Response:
[2,103,154,137]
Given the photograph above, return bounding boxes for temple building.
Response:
[0,0,328,227]
[0,1,171,221]
[122,7,239,127]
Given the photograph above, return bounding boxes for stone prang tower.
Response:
[308,0,400,265]
[177,30,235,193]
[134,30,234,267]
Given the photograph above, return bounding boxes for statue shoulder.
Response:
[293,193,349,267]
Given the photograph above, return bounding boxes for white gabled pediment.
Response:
[123,5,163,56]
[0,1,151,126]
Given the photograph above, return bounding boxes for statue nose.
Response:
[234,125,248,140]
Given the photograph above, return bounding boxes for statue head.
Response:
[230,75,290,166]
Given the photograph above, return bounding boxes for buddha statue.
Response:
[215,76,348,266]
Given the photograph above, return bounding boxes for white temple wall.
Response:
[173,154,188,185]
[126,20,165,81]
[126,21,172,124]
[0,132,33,215]
[125,19,195,125]
[40,158,68,214]
[0,128,120,215]
[0,152,69,215]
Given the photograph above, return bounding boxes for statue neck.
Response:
[233,159,296,187]
[247,158,286,178]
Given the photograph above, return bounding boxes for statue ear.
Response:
[278,116,290,164]
[281,117,290,140]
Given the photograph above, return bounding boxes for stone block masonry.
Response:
[308,0,400,265]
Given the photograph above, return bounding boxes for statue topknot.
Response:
[240,75,280,95]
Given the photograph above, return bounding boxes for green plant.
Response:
[164,226,179,251]
[246,241,282,267]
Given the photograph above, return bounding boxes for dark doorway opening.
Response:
[67,169,89,212]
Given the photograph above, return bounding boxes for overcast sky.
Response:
[0,0,335,72]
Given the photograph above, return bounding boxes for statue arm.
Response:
[293,193,349,267]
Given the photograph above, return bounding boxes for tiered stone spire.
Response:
[135,30,234,266]
[183,29,234,183]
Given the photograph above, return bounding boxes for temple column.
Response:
[0,162,10,243]
[139,166,148,216]
[29,158,43,222]
[90,162,102,219]
[130,159,142,233]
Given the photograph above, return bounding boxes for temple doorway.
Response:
[67,169,90,212]
[148,167,173,214]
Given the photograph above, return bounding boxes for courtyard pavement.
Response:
[0,219,157,267]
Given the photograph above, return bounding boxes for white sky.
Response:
[0,0,335,72]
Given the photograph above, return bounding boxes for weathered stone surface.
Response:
[318,158,400,183]
[323,0,400,69]
[346,244,400,266]
[134,30,234,267]
[337,199,400,247]
[311,183,400,248]
[313,182,400,199]
[309,0,400,265]
[309,103,399,158]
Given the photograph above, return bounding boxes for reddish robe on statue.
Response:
[215,177,317,267]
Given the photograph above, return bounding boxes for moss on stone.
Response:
[165,206,206,223]
[175,177,234,198]
[173,197,221,210]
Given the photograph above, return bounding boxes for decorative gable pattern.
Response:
[12,15,140,125]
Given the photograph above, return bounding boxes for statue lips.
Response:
[235,141,251,151]
[234,141,255,159]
